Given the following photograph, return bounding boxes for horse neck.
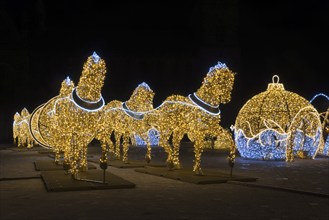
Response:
[125,96,153,112]
[76,79,102,101]
[194,84,220,107]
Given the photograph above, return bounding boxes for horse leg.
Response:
[159,133,173,169]
[193,139,204,175]
[54,147,61,165]
[122,135,130,164]
[63,145,71,173]
[227,133,236,171]
[99,139,108,170]
[69,143,79,179]
[104,131,115,160]
[80,145,88,172]
[27,139,32,149]
[17,136,22,147]
[140,133,152,163]
[172,131,184,169]
[114,131,122,160]
[106,130,115,160]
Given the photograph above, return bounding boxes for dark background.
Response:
[0,0,328,143]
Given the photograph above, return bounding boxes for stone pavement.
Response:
[0,143,328,220]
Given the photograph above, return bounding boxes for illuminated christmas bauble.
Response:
[234,75,322,160]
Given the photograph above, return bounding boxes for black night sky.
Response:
[0,0,328,143]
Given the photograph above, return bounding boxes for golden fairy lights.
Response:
[17,51,324,180]
[234,75,322,161]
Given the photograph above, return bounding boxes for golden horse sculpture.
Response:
[13,112,21,146]
[29,77,75,164]
[144,62,236,175]
[29,52,107,177]
[97,82,155,164]
[13,108,35,148]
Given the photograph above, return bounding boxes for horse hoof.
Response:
[166,161,174,170]
[173,162,181,170]
[145,156,151,163]
[194,168,204,176]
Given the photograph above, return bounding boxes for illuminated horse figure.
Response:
[53,53,106,176]
[53,77,75,164]
[145,62,235,175]
[31,76,75,164]
[30,52,107,177]
[13,108,35,148]
[13,112,21,146]
[98,82,155,163]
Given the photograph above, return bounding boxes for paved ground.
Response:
[0,143,328,220]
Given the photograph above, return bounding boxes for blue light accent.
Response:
[138,82,151,91]
[92,52,100,63]
[148,128,160,145]
[323,136,329,155]
[309,93,329,103]
[131,82,153,98]
[134,135,145,146]
[13,112,19,126]
[65,76,72,85]
[134,128,159,146]
[235,129,287,160]
[208,62,227,72]
[292,129,321,158]
[234,128,322,160]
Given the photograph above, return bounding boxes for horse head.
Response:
[14,112,21,123]
[195,62,235,107]
[59,76,75,97]
[20,108,30,118]
[125,82,154,112]
[76,52,107,102]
